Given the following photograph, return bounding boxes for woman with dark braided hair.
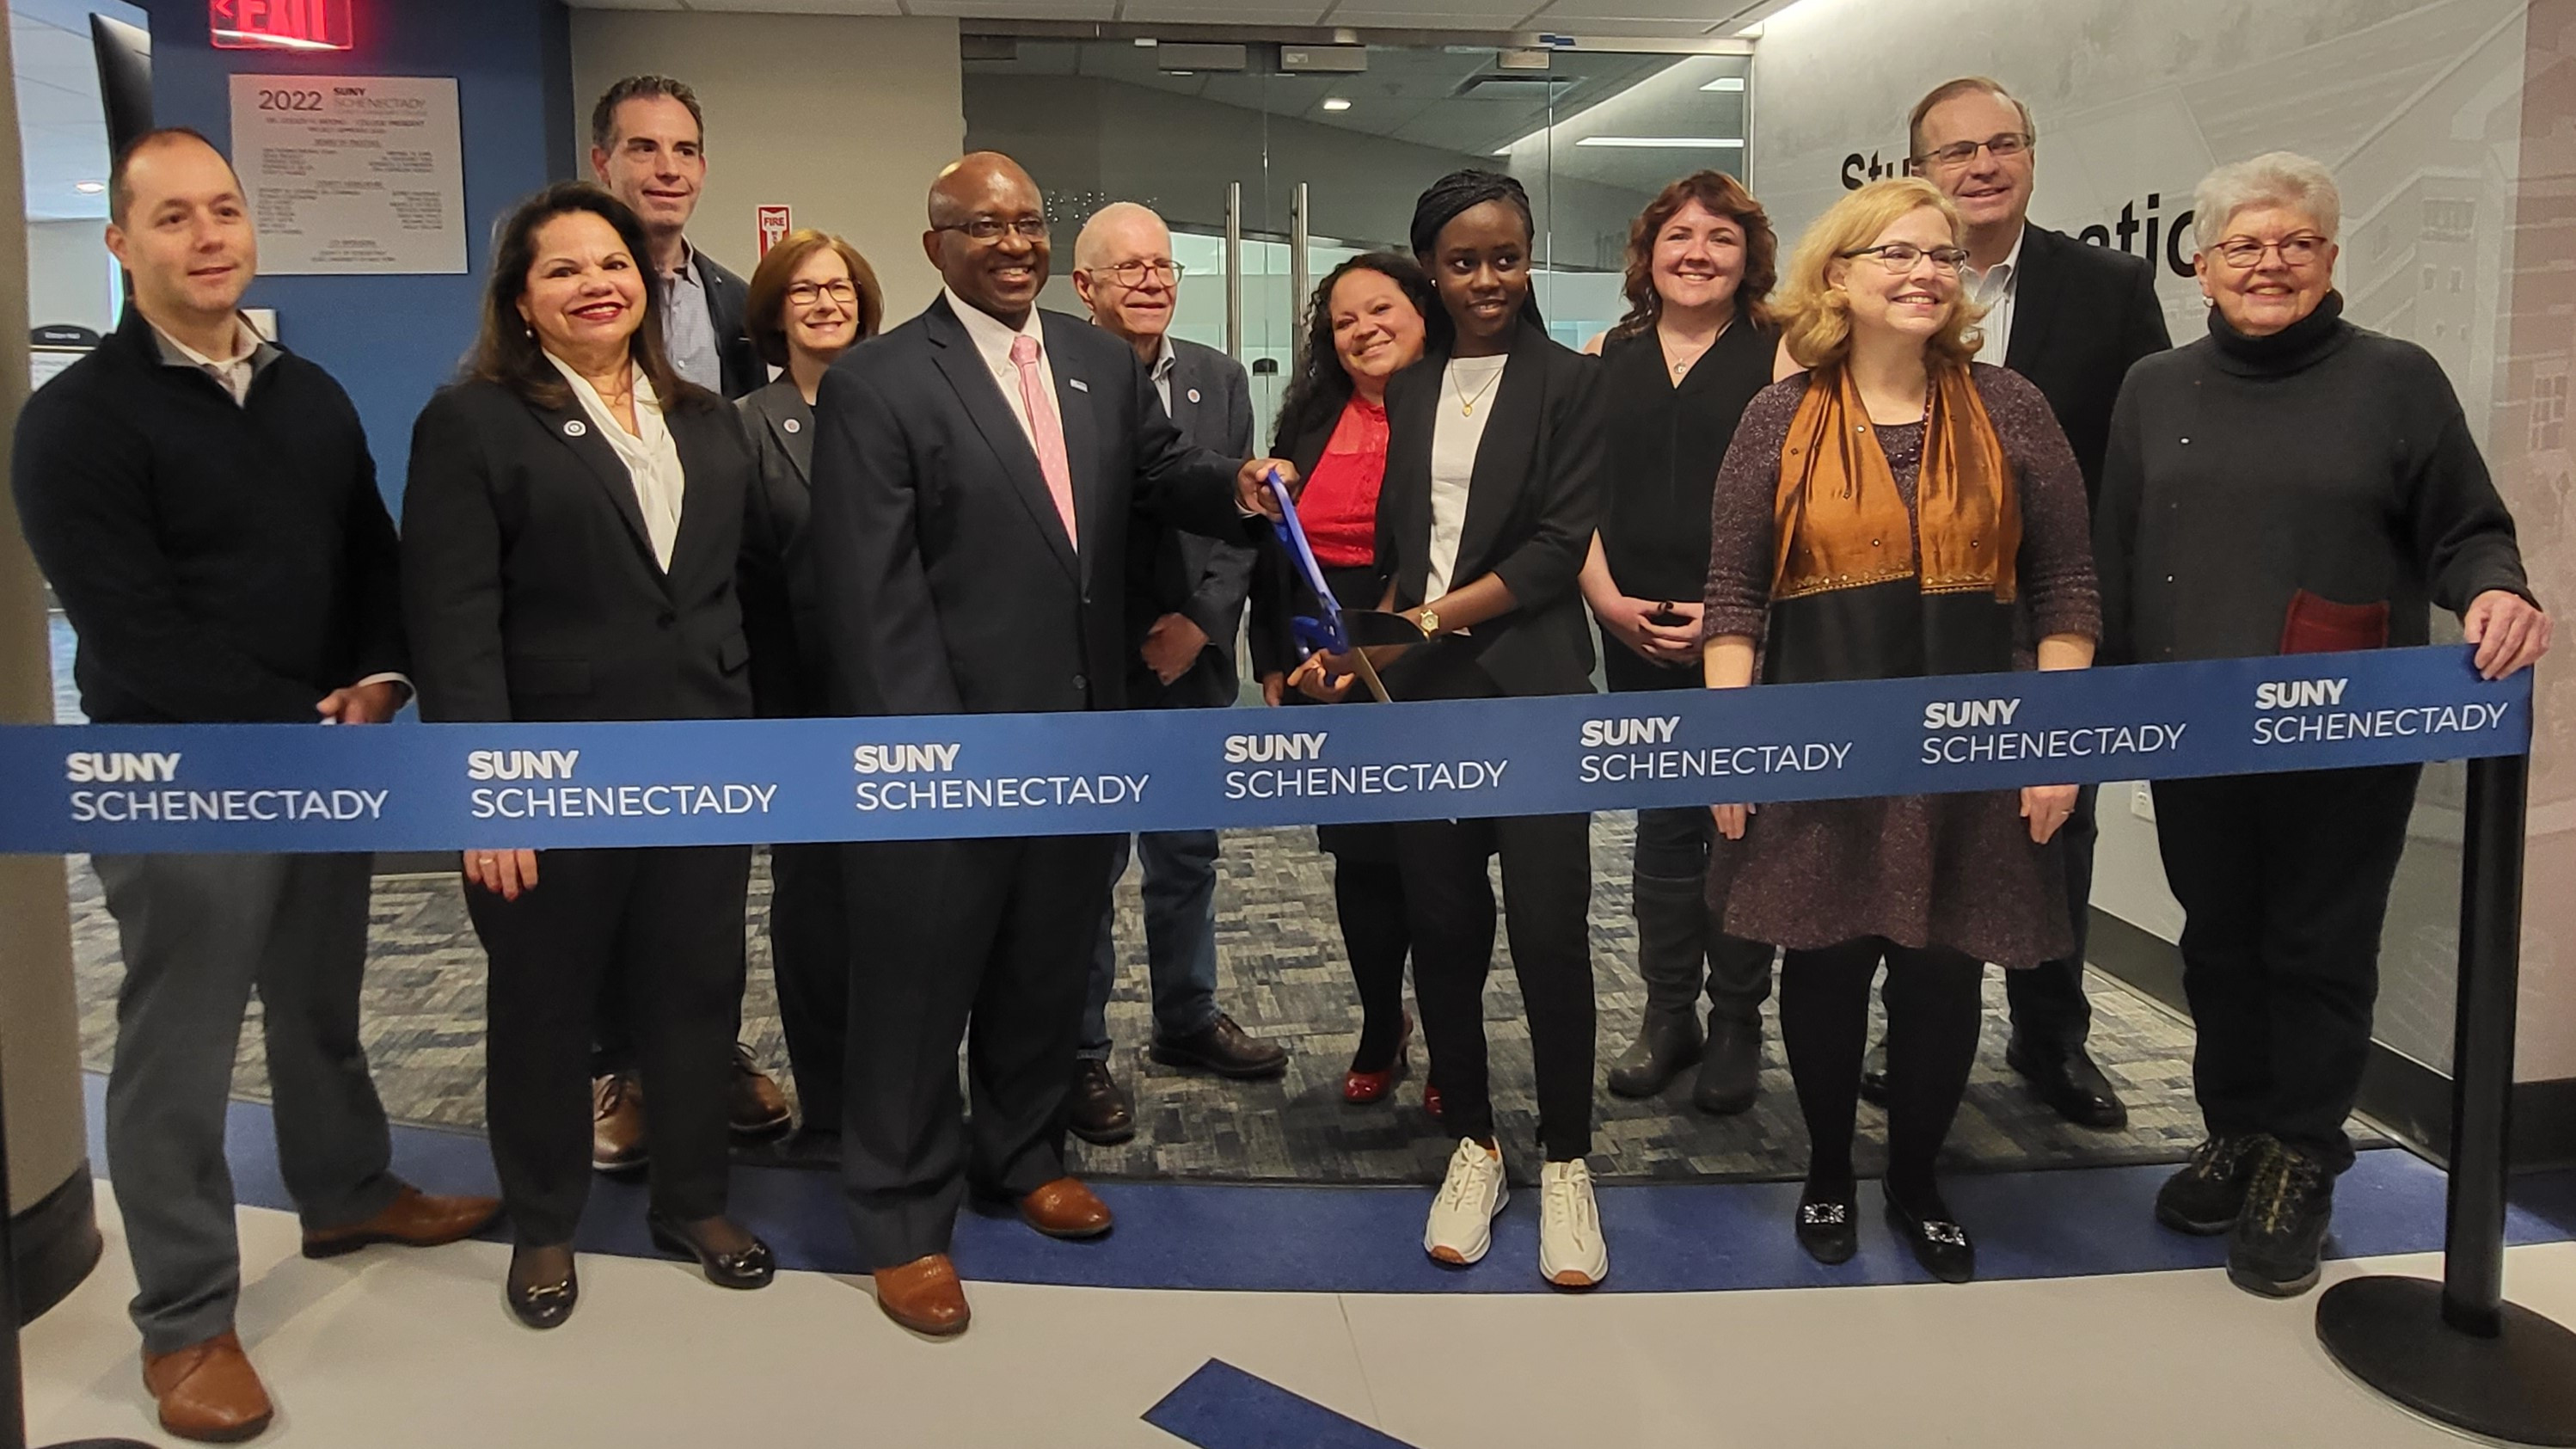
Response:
[1579,171,1786,1118]
[1322,169,1607,1287]
[1249,251,1437,1107]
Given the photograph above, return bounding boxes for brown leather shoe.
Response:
[729,1044,794,1139]
[303,1185,503,1260]
[142,1332,273,1443]
[872,1253,970,1336]
[1020,1176,1114,1239]
[592,1071,647,1175]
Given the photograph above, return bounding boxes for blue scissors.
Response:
[1265,467,1401,703]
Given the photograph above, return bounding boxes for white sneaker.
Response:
[1538,1158,1608,1288]
[1424,1137,1508,1265]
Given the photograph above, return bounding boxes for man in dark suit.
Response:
[586,72,785,1157]
[1061,201,1285,1145]
[805,152,1289,1336]
[1877,77,2174,1129]
[10,128,498,1443]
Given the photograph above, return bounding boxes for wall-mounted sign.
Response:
[211,0,354,51]
[229,74,466,274]
[758,205,792,257]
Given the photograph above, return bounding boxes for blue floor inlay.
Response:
[83,1073,2576,1295]
[1145,1360,1414,1448]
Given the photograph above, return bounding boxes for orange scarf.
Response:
[1770,364,2020,604]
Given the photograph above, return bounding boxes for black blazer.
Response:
[1125,336,1258,709]
[736,379,821,717]
[697,248,765,402]
[805,295,1253,719]
[2003,224,2172,505]
[1377,321,1602,699]
[401,376,759,724]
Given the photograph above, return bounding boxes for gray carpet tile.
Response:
[61,816,2289,1186]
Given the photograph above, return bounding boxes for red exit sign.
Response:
[210,0,354,51]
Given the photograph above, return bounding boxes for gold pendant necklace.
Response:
[1457,365,1505,417]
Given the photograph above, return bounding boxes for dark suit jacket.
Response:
[696,248,766,402]
[400,376,759,724]
[806,295,1254,719]
[1378,320,1602,700]
[2003,224,2172,506]
[736,379,822,717]
[1125,336,1257,709]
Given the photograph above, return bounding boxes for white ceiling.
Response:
[13,0,146,223]
[567,0,1792,40]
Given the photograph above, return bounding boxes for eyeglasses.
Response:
[787,280,859,305]
[2212,233,2328,269]
[1089,259,1184,287]
[1913,132,2032,172]
[1840,242,1972,274]
[935,218,1050,243]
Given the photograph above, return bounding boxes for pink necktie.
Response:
[1008,335,1079,550]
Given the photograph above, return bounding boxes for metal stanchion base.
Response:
[2318,1276,2576,1446]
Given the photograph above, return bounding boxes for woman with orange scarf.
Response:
[1700,178,2100,1283]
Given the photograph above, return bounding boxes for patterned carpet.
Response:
[61,812,2250,1188]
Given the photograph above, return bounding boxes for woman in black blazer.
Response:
[1362,171,1604,1288]
[1248,251,1436,1106]
[402,182,776,1328]
[734,229,883,1150]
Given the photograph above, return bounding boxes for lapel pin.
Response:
[1068,378,1089,393]
[783,417,801,433]
[564,419,588,438]
[1187,387,1202,403]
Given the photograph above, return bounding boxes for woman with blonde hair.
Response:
[1699,177,2100,1281]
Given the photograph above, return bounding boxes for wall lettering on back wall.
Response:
[1838,150,2199,279]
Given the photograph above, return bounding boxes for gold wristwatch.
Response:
[1415,606,1440,637]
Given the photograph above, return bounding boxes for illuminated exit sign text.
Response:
[210,0,354,51]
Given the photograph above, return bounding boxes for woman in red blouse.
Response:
[1250,251,1436,1105]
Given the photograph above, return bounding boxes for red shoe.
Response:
[1424,1084,1444,1122]
[1343,1014,1414,1104]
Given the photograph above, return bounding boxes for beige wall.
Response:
[569,11,964,324]
[26,219,113,335]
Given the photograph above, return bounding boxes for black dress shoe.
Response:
[1858,1041,1891,1108]
[1067,1058,1137,1145]
[1605,1007,1703,1098]
[506,1244,579,1329]
[647,1213,776,1289]
[1885,1188,1976,1284]
[1690,1014,1763,1116]
[1794,1179,1857,1266]
[2005,1036,2129,1130]
[1150,1013,1289,1080]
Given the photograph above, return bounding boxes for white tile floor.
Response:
[23,1183,2573,1447]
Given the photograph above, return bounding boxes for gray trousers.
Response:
[95,852,402,1355]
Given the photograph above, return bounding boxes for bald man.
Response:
[803,153,1291,1336]
[1064,202,1280,1148]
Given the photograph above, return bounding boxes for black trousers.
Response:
[836,832,1119,1268]
[1397,813,1595,1162]
[468,845,751,1245]
[2153,764,2420,1173]
[768,842,849,1133]
[2001,783,2100,1054]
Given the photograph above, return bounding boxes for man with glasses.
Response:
[1062,202,1282,1147]
[803,153,1291,1336]
[1868,77,2173,1131]
[583,74,792,1173]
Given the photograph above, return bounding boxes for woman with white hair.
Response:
[2097,150,2550,1299]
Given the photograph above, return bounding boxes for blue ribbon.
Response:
[0,645,2527,855]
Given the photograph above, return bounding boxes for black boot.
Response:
[1690,1012,1763,1115]
[1607,872,1714,1097]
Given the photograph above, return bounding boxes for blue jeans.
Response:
[1081,830,1224,1059]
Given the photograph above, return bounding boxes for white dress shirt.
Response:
[1425,355,1507,600]
[1148,333,1178,415]
[946,286,1059,457]
[546,352,686,571]
[1967,224,2027,366]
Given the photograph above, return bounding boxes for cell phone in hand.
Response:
[1647,604,1686,626]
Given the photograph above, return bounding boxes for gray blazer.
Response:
[737,378,820,716]
[1128,335,1257,709]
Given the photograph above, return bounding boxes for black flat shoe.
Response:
[647,1213,776,1290]
[1794,1180,1857,1266]
[1885,1190,1976,1284]
[506,1244,579,1329]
